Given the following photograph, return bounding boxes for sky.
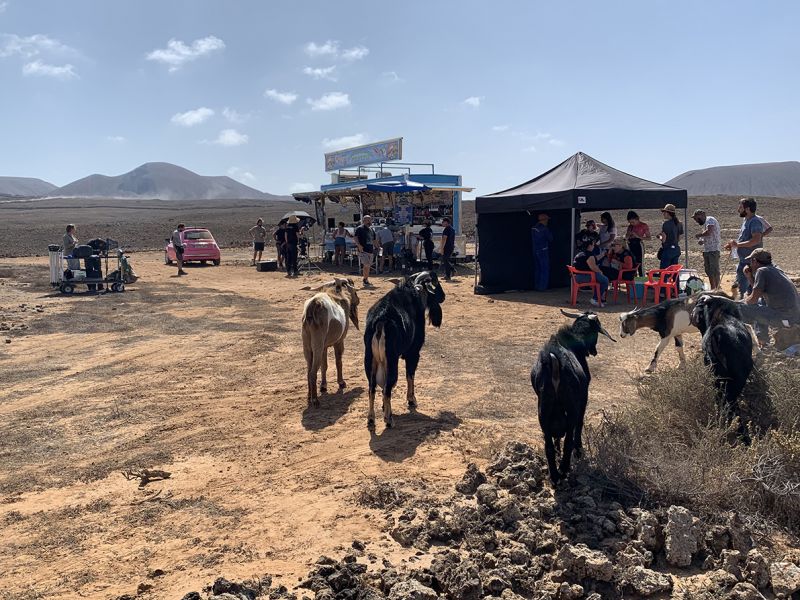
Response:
[1,0,798,198]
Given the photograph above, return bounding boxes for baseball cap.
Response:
[745,248,772,264]
[691,209,705,218]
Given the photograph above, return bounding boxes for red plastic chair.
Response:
[642,264,682,305]
[611,265,640,304]
[567,265,602,306]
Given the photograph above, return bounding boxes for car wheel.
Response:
[212,259,221,266]
[60,283,75,294]
[164,252,172,265]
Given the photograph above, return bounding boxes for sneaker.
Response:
[178,269,187,276]
[590,298,603,308]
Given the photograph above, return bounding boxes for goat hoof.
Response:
[384,415,394,428]
[407,398,417,410]
[367,417,376,430]
[574,447,583,459]
[320,386,327,394]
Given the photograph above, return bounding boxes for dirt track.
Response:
[0,248,696,599]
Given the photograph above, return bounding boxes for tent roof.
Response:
[476,152,687,213]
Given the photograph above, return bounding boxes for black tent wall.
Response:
[477,209,573,292]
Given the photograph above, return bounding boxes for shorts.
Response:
[358,251,374,267]
[703,251,721,279]
[334,238,346,247]
[382,241,394,256]
[253,241,265,251]
[175,246,184,256]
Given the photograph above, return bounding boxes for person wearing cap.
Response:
[692,209,722,290]
[354,215,376,286]
[739,249,800,347]
[656,204,683,269]
[284,215,301,277]
[725,198,764,298]
[531,212,553,291]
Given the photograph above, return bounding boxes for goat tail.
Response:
[548,352,561,394]
[371,322,387,388]
[302,297,327,327]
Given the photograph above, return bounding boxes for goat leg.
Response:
[383,391,393,428]
[367,386,376,429]
[304,345,317,408]
[646,336,672,373]
[543,435,560,484]
[675,335,687,365]
[559,429,575,479]
[406,375,417,410]
[334,341,346,391]
[319,347,328,395]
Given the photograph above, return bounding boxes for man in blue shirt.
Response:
[531,212,553,291]
[439,218,456,281]
[725,198,763,298]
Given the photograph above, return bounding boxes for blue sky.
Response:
[1,0,798,197]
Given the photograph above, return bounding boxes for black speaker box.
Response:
[257,260,278,272]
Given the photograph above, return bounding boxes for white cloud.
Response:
[213,128,248,146]
[322,133,368,151]
[0,2,8,14]
[303,65,337,81]
[548,138,565,147]
[341,45,369,61]
[171,107,214,127]
[227,167,256,183]
[264,89,298,105]
[492,125,510,132]
[381,71,403,84]
[222,107,248,124]
[522,145,537,153]
[307,92,350,111]
[22,60,77,79]
[290,182,316,194]
[146,35,225,72]
[463,96,482,108]
[0,33,77,58]
[305,40,339,58]
[106,135,126,143]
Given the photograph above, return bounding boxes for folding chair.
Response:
[297,243,322,273]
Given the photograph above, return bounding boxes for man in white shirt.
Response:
[376,226,395,274]
[692,209,721,289]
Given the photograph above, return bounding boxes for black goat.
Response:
[364,271,445,429]
[690,294,753,439]
[531,309,616,484]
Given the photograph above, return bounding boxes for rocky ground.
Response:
[172,442,800,600]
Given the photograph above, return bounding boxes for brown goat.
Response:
[301,278,360,407]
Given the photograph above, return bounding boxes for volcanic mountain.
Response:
[666,161,800,198]
[50,162,283,200]
[0,176,57,197]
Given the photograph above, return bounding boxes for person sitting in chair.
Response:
[573,239,608,307]
[600,238,635,282]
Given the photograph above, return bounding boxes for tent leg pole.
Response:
[474,225,479,291]
[570,207,576,300]
[684,206,689,268]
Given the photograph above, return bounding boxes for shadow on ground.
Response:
[301,387,363,431]
[369,410,461,462]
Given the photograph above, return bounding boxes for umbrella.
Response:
[280,210,316,225]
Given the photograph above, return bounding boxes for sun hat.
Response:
[662,204,677,214]
[288,215,300,224]
[745,248,772,264]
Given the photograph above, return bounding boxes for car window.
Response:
[185,231,213,240]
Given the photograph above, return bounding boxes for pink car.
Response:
[164,228,221,266]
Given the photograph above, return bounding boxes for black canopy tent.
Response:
[475,152,688,293]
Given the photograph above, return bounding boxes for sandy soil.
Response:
[0,246,694,600]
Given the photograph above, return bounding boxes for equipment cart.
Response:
[49,240,138,294]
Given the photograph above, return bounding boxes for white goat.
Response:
[301,278,360,407]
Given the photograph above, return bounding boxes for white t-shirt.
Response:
[377,228,394,245]
[702,216,721,253]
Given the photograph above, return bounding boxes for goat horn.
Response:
[599,326,617,342]
[560,309,583,319]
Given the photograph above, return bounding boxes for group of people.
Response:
[248,216,308,277]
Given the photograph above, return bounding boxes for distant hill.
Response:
[50,162,287,201]
[0,176,57,197]
[667,161,800,198]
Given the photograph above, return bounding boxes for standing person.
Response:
[576,220,601,257]
[692,209,722,289]
[333,222,351,266]
[625,211,651,276]
[284,216,300,277]
[354,215,376,287]
[417,220,435,270]
[439,217,456,281]
[573,239,608,307]
[531,212,553,291]
[725,197,764,298]
[739,249,800,347]
[376,226,395,274]
[598,212,617,254]
[62,224,80,270]
[249,218,268,266]
[657,204,683,268]
[172,223,187,276]
[273,222,287,271]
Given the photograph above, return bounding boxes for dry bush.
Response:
[584,355,800,532]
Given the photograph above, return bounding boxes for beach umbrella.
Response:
[280,210,316,225]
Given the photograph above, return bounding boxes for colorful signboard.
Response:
[325,137,403,172]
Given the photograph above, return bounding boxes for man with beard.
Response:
[725,198,763,298]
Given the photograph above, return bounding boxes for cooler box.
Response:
[633,276,648,301]
[257,260,278,272]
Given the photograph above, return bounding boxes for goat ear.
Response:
[560,309,583,319]
[349,302,359,330]
[427,298,443,328]
[388,278,402,285]
[425,282,436,295]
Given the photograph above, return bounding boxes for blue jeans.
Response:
[534,249,549,291]
[659,245,681,269]
[738,302,796,344]
[575,273,609,302]
[735,258,751,298]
